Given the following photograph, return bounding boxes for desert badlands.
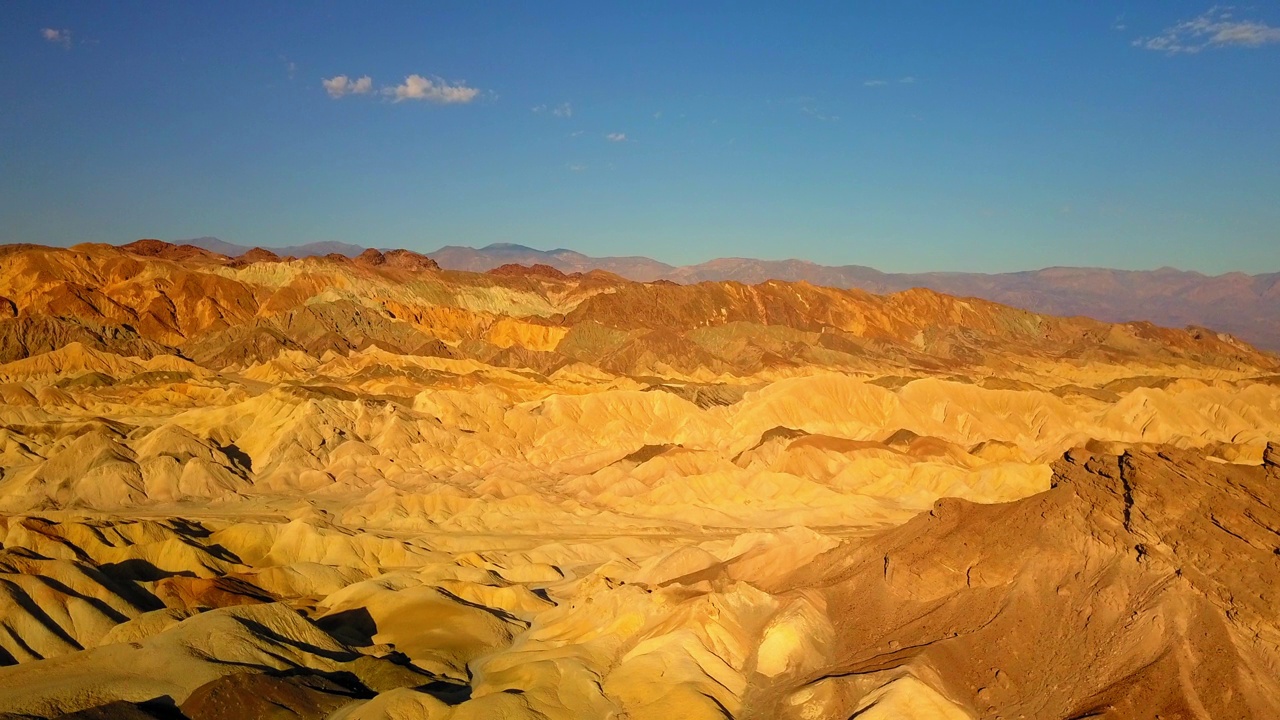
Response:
[0,240,1277,719]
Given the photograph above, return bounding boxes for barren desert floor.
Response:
[0,242,1278,719]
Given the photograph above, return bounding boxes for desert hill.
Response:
[0,240,1277,718]
[168,236,1280,350]
[415,242,1280,352]
[0,241,1270,377]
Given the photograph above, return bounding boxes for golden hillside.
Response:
[0,241,1277,719]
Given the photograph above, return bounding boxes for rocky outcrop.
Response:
[354,248,440,272]
[0,242,1273,377]
[488,263,569,280]
[761,447,1280,718]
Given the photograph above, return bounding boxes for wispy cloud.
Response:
[801,106,839,122]
[567,163,587,172]
[606,132,627,142]
[864,76,916,87]
[533,101,572,117]
[1112,15,1128,32]
[324,74,481,103]
[41,28,71,49]
[1135,6,1280,53]
[322,75,373,98]
[385,74,480,104]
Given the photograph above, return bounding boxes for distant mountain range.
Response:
[425,243,1280,352]
[174,238,1280,351]
[177,237,368,259]
[429,243,677,279]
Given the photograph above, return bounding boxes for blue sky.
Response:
[2,2,1278,273]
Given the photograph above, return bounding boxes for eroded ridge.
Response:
[0,242,1277,718]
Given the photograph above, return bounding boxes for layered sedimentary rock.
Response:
[424,241,1280,351]
[0,241,1276,718]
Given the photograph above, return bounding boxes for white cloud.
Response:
[864,77,916,87]
[384,74,480,104]
[567,163,587,172]
[42,28,71,49]
[1135,6,1280,53]
[533,101,572,117]
[801,106,839,122]
[322,75,373,98]
[606,132,627,142]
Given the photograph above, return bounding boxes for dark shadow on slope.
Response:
[314,606,378,647]
[99,558,196,582]
[434,587,528,627]
[215,442,253,474]
[51,695,187,720]
[416,680,472,706]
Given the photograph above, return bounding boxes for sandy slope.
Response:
[0,447,1276,718]
[0,242,1278,718]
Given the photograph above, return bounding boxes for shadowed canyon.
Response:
[0,240,1278,719]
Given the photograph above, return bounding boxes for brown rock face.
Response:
[179,672,365,720]
[237,247,283,263]
[431,244,1280,351]
[488,262,569,280]
[153,576,277,611]
[120,239,225,263]
[120,239,173,256]
[0,315,169,363]
[355,248,388,266]
[383,248,440,271]
[354,248,440,271]
[0,242,1274,376]
[761,447,1280,719]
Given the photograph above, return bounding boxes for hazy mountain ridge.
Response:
[429,242,677,279]
[178,236,368,259]
[9,240,1273,376]
[419,243,1280,351]
[172,238,1280,350]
